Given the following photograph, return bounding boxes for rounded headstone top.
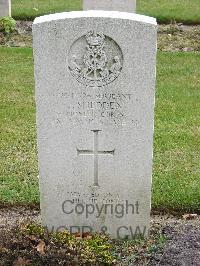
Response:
[33,10,157,26]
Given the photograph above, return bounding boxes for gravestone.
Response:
[83,0,136,13]
[33,11,157,239]
[0,0,11,17]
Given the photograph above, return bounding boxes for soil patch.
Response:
[0,207,199,265]
[0,21,200,52]
[150,215,200,266]
[158,24,200,52]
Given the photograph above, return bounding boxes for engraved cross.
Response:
[77,130,115,186]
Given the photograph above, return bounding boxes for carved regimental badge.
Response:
[68,31,123,87]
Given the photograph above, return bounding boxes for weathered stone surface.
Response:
[33,11,157,239]
[0,0,11,17]
[83,0,136,12]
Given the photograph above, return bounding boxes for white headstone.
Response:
[0,0,11,17]
[33,11,157,239]
[83,0,136,13]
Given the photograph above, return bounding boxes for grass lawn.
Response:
[0,48,38,204]
[0,48,200,212]
[11,0,200,24]
[12,0,82,20]
[137,0,200,24]
[153,52,200,212]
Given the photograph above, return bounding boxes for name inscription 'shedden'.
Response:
[68,30,123,87]
[61,91,133,124]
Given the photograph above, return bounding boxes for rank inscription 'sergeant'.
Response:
[68,31,123,87]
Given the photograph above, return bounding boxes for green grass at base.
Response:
[0,48,200,212]
[11,0,200,24]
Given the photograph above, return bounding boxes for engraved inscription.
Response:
[69,31,123,87]
[63,191,123,205]
[60,91,133,125]
[77,130,115,186]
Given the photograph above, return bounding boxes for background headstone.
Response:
[0,0,11,17]
[33,11,157,239]
[83,0,136,13]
